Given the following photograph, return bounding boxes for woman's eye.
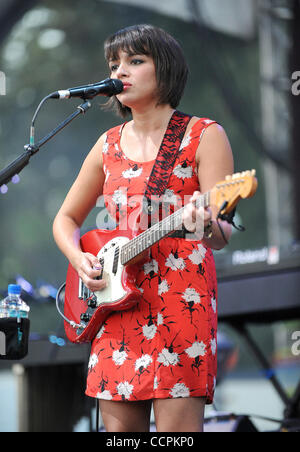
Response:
[110,64,118,72]
[131,59,143,65]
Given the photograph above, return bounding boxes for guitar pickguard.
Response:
[93,235,130,305]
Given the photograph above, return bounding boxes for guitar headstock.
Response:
[211,169,258,215]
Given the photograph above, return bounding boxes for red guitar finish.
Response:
[64,226,144,343]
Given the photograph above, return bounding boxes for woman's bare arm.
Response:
[53,133,107,291]
[184,123,234,250]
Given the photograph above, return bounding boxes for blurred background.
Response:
[0,0,299,432]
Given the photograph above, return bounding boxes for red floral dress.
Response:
[85,116,218,404]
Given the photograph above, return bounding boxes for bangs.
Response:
[104,26,151,63]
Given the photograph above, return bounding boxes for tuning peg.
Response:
[225,175,232,181]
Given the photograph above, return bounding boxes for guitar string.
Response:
[121,191,210,264]
[91,191,211,273]
[93,179,241,269]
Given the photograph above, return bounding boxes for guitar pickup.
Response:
[96,258,105,280]
[78,278,91,301]
[112,247,119,275]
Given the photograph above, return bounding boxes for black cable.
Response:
[29,92,57,145]
[216,201,246,245]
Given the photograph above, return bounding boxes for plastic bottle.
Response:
[0,284,30,319]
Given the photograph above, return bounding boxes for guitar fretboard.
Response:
[120,191,210,265]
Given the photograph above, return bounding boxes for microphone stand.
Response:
[0,100,92,189]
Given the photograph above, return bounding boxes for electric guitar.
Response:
[64,170,257,343]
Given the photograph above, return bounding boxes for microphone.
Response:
[49,78,123,99]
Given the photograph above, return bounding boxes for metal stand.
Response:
[0,100,91,188]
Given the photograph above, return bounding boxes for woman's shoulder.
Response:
[187,116,228,143]
[105,122,125,138]
[189,116,219,131]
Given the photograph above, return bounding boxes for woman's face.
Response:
[108,50,158,110]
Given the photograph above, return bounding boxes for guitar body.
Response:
[64,226,144,343]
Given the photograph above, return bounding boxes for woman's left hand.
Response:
[182,191,212,236]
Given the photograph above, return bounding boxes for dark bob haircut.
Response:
[103,24,189,118]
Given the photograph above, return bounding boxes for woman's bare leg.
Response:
[99,399,152,432]
[153,397,206,432]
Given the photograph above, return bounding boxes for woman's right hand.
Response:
[73,252,107,292]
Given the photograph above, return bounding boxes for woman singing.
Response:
[53,24,234,432]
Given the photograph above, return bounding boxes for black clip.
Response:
[217,202,245,232]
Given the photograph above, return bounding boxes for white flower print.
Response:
[122,166,143,179]
[210,338,217,356]
[88,353,98,370]
[165,253,186,271]
[157,348,180,367]
[179,132,191,150]
[153,376,159,390]
[188,244,207,265]
[144,259,158,275]
[211,296,217,313]
[112,189,127,206]
[104,168,111,183]
[185,341,207,358]
[116,381,134,400]
[135,354,152,372]
[173,164,193,180]
[102,137,109,154]
[143,323,157,340]
[170,382,190,398]
[96,390,113,400]
[112,350,128,366]
[162,189,178,206]
[182,287,201,304]
[157,312,164,326]
[158,279,169,296]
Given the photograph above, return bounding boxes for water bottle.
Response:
[0,284,30,319]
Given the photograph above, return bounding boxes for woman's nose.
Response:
[115,62,129,78]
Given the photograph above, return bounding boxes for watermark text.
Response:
[95,190,206,241]
[291,331,300,356]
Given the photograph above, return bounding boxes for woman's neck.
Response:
[130,104,175,136]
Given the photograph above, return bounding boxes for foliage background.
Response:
[0,0,265,295]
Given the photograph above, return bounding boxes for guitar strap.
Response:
[143,110,192,218]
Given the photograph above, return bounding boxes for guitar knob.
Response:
[80,312,90,323]
[88,296,97,309]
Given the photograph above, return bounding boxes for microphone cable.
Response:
[29,92,57,146]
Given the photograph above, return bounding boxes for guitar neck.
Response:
[120,191,210,265]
